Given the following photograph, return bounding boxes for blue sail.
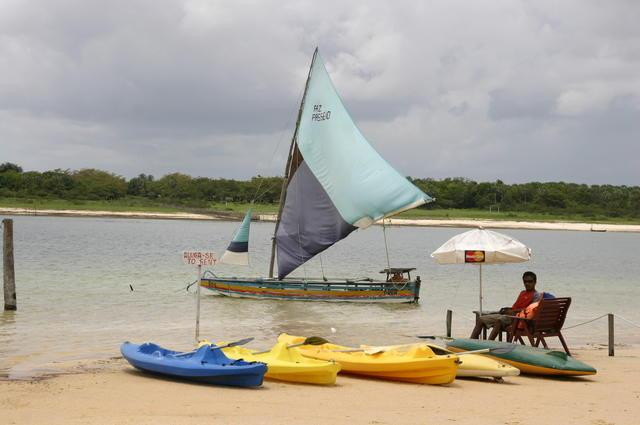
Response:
[220,209,251,266]
[276,50,432,279]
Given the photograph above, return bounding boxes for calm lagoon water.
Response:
[1,215,639,378]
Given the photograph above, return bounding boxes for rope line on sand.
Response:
[562,314,608,330]
[563,313,640,330]
[614,314,640,328]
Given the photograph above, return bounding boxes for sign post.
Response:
[183,251,217,343]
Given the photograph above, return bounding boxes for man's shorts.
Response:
[479,313,512,328]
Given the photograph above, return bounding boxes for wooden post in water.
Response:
[608,313,614,357]
[3,219,17,311]
[446,309,453,338]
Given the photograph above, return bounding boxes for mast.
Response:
[268,48,318,278]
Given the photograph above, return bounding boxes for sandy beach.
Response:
[2,207,640,232]
[384,217,640,233]
[1,347,638,425]
[0,207,221,221]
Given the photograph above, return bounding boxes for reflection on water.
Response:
[0,215,639,378]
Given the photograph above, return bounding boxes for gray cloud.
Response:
[1,0,639,184]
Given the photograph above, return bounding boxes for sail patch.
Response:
[276,161,356,279]
[219,209,251,266]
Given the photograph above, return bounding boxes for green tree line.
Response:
[1,162,638,218]
[410,177,640,218]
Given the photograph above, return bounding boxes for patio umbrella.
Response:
[431,227,531,314]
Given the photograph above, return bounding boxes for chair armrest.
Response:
[506,315,532,321]
[473,310,501,316]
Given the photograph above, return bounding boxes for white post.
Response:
[195,264,202,344]
[479,264,483,315]
[183,251,216,345]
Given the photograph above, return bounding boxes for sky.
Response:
[1,0,639,185]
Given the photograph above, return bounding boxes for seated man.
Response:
[470,271,540,340]
[390,271,407,283]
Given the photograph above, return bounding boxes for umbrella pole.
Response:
[479,264,483,315]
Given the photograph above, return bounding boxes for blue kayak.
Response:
[121,342,267,387]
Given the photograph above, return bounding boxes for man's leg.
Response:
[488,320,503,340]
[470,321,485,339]
[489,316,512,340]
[471,314,499,339]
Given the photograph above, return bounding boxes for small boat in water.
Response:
[200,48,432,303]
[446,338,597,376]
[199,340,341,385]
[279,333,458,385]
[120,342,267,387]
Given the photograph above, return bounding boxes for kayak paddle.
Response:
[332,343,421,354]
[210,337,255,350]
[286,336,330,349]
[454,345,517,356]
[174,337,254,357]
[252,336,329,355]
[414,335,454,341]
[333,343,518,356]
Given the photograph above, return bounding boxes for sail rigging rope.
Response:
[249,83,306,205]
[319,254,327,281]
[390,280,410,291]
[382,219,391,270]
[295,174,308,282]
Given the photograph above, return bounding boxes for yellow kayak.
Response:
[371,343,520,379]
[278,333,458,385]
[199,340,340,385]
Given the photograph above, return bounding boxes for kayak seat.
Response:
[507,297,572,355]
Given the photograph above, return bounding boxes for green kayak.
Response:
[447,339,597,376]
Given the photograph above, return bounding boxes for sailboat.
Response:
[200,48,433,303]
[218,209,252,266]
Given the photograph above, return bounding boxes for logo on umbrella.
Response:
[465,250,485,263]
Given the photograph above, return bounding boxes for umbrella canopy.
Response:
[431,228,531,264]
[431,228,531,313]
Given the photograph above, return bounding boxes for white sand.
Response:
[260,214,640,233]
[384,217,640,232]
[0,207,219,221]
[3,208,639,232]
[1,347,639,425]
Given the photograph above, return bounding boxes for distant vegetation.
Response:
[409,178,640,221]
[0,162,638,222]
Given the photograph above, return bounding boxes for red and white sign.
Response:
[182,251,217,266]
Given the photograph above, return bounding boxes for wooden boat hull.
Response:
[278,334,457,385]
[201,276,420,303]
[446,339,597,376]
[121,342,267,387]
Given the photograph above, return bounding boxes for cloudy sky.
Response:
[1,0,638,184]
